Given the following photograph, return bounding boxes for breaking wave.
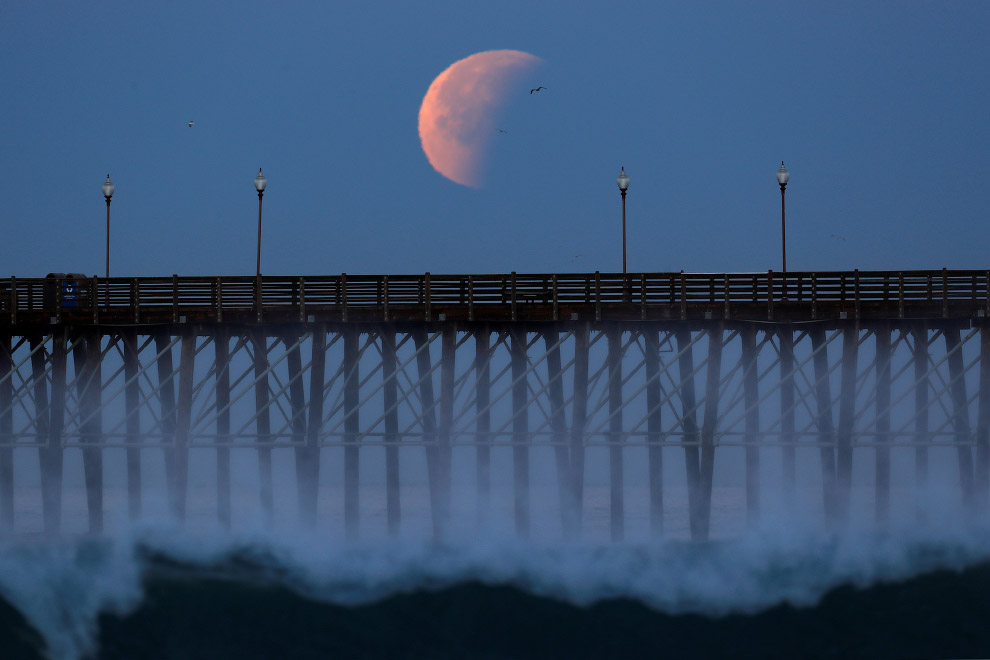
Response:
[4,521,990,659]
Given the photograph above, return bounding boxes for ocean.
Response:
[2,473,990,659]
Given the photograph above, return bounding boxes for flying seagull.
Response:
[529,86,546,94]
[829,234,846,241]
[496,128,508,134]
[188,121,195,128]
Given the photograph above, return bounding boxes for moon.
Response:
[419,50,542,188]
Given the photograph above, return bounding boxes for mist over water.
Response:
[1,324,988,659]
[1,444,988,660]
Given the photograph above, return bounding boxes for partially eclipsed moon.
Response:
[419,50,541,188]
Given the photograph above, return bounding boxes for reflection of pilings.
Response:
[511,327,530,537]
[0,334,12,529]
[699,324,723,540]
[570,324,589,536]
[643,328,663,537]
[123,331,141,520]
[778,327,796,504]
[475,329,492,526]
[252,330,274,524]
[607,326,624,541]
[382,330,400,536]
[945,326,975,509]
[912,325,929,518]
[875,324,892,524]
[811,326,837,525]
[741,325,760,523]
[544,330,572,537]
[676,328,703,540]
[343,328,360,538]
[215,331,232,527]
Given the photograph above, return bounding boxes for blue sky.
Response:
[2,1,988,277]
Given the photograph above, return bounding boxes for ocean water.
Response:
[3,470,990,659]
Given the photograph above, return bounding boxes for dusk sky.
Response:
[2,2,988,277]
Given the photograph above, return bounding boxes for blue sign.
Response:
[62,280,78,308]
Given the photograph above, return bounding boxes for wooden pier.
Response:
[1,269,989,539]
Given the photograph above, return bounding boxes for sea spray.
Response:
[3,518,990,660]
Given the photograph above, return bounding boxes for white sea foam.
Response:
[3,517,990,660]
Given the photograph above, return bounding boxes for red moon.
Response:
[418,50,542,188]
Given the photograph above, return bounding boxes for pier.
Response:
[1,269,989,539]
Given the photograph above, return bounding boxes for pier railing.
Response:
[2,269,988,324]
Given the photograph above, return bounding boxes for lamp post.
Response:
[102,174,114,307]
[616,166,630,273]
[254,168,267,277]
[776,162,789,274]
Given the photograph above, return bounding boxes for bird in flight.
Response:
[188,121,195,128]
[529,86,546,94]
[496,128,508,134]
[829,234,846,241]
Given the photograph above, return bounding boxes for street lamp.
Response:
[616,166,630,273]
[254,168,267,277]
[776,162,789,274]
[102,174,114,307]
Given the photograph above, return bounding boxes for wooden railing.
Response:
[1,270,989,324]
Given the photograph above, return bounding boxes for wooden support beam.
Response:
[607,326,624,541]
[977,324,990,508]
[945,326,976,509]
[303,326,326,528]
[836,326,860,525]
[811,326,838,526]
[286,333,308,525]
[252,330,274,524]
[123,331,141,520]
[0,334,13,529]
[699,324,724,540]
[510,327,530,538]
[875,324,892,523]
[544,330,572,536]
[475,329,492,527]
[343,328,360,539]
[44,330,67,534]
[30,336,52,531]
[643,327,663,537]
[741,325,761,524]
[570,325,590,536]
[172,335,194,520]
[413,329,442,540]
[778,327,796,504]
[74,334,103,533]
[382,330,400,536]
[438,327,455,531]
[874,324,891,524]
[155,331,178,520]
[215,331,232,528]
[912,325,929,518]
[675,328,703,540]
